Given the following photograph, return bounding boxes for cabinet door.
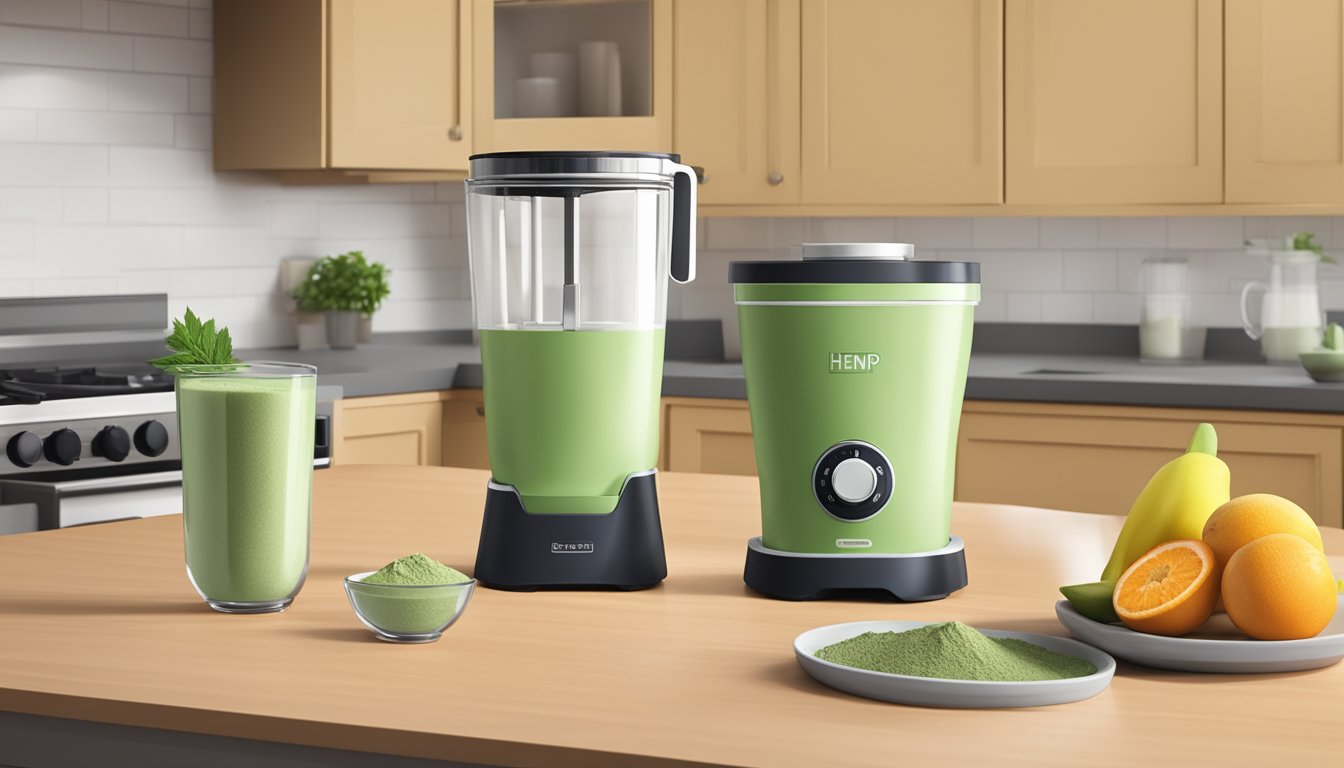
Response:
[1226,0,1344,203]
[674,0,800,204]
[664,399,757,475]
[442,389,490,469]
[799,0,1002,204]
[1005,0,1222,204]
[329,0,471,170]
[956,402,1344,527]
[334,394,444,467]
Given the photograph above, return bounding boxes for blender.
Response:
[732,243,979,601]
[465,151,696,590]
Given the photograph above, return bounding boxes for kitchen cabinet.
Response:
[215,0,472,172]
[1225,0,1344,203]
[799,0,1002,205]
[1004,0,1223,204]
[673,0,800,204]
[956,401,1344,528]
[332,392,444,467]
[662,397,757,475]
[471,0,673,153]
[441,389,490,470]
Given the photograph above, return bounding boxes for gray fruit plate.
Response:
[793,620,1115,709]
[1055,596,1344,673]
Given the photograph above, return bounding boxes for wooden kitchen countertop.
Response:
[0,466,1341,767]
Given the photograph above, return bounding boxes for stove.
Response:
[0,294,335,535]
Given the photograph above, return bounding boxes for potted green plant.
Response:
[291,251,391,349]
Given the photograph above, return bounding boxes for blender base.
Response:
[473,471,667,591]
[743,536,967,601]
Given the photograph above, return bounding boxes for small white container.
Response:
[579,41,622,116]
[1139,257,1205,363]
[529,52,577,116]
[514,76,564,118]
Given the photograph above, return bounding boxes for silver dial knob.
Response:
[831,458,878,503]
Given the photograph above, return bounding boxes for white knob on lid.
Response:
[831,458,878,503]
[795,243,914,261]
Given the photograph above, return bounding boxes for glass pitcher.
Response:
[1240,251,1324,363]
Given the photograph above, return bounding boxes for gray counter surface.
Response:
[244,332,1344,413]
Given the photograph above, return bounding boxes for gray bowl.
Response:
[793,620,1115,708]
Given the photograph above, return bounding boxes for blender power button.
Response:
[812,441,893,522]
[832,458,878,503]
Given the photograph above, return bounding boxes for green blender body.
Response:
[733,243,980,601]
[465,151,697,590]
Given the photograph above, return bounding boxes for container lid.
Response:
[730,243,978,285]
[469,151,682,180]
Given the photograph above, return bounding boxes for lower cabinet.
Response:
[661,397,757,476]
[441,389,490,469]
[957,401,1344,528]
[332,391,445,467]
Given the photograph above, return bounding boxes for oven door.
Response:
[0,470,183,531]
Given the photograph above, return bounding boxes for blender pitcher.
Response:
[1240,250,1324,363]
[465,151,696,590]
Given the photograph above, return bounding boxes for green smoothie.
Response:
[479,328,665,514]
[178,368,316,611]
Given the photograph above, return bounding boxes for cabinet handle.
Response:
[692,165,707,184]
[450,0,464,144]
[768,172,784,186]
[474,405,485,417]
[448,125,463,141]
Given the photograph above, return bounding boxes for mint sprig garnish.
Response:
[149,308,240,372]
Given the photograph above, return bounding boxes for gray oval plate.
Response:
[793,620,1115,709]
[1055,596,1344,673]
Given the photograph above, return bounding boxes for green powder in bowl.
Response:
[344,554,475,643]
[815,622,1097,682]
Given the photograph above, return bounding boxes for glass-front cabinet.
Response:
[472,0,673,153]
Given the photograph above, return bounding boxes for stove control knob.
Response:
[832,458,879,503]
[43,428,81,466]
[7,431,43,467]
[92,426,131,462]
[134,420,169,457]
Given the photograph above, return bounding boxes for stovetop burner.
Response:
[0,364,173,405]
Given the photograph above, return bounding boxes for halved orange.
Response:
[1113,539,1219,637]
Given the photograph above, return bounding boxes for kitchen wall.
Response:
[3,2,1343,355]
[0,0,471,348]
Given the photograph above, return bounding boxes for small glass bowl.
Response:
[343,571,476,643]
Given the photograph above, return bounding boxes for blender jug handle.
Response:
[670,162,697,284]
[1240,281,1267,341]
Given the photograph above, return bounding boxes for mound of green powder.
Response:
[362,553,470,585]
[815,622,1097,681]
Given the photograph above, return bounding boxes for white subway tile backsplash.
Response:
[173,112,207,147]
[0,143,107,185]
[974,291,1006,322]
[109,146,211,186]
[1260,215,1333,247]
[0,187,63,222]
[1040,292,1093,323]
[0,24,132,69]
[0,107,35,139]
[1166,217,1244,250]
[1006,293,1042,322]
[972,217,1039,249]
[0,0,82,29]
[0,64,107,109]
[37,108,173,143]
[1039,217,1099,249]
[187,7,208,38]
[1092,292,1141,324]
[767,217,808,254]
[109,1,187,37]
[132,34,209,75]
[186,74,209,113]
[0,278,34,296]
[0,220,35,258]
[704,218,769,251]
[63,187,107,222]
[169,266,231,297]
[32,275,117,295]
[265,202,318,239]
[1098,217,1166,248]
[973,250,1063,292]
[896,217,973,248]
[814,217,897,243]
[1062,249,1117,292]
[109,71,187,111]
[118,268,168,294]
[80,1,108,31]
[317,202,454,239]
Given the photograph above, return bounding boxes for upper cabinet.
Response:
[673,0,801,205]
[472,0,673,153]
[1226,0,1344,204]
[1005,0,1223,204]
[215,0,472,172]
[800,0,1003,205]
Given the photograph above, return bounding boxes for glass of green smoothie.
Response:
[177,361,317,614]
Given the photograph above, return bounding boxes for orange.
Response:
[1222,533,1338,641]
[1113,539,1219,637]
[1202,494,1324,570]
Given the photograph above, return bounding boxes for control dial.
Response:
[92,426,131,462]
[43,428,82,466]
[6,431,42,467]
[813,441,893,522]
[134,420,169,457]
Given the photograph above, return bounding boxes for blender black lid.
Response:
[731,243,979,284]
[469,151,682,178]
